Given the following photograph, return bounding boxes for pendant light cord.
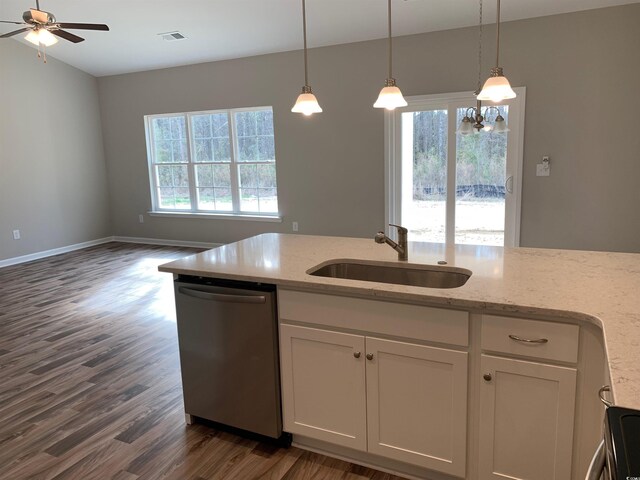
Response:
[302,0,309,86]
[495,0,501,68]
[388,0,393,79]
[477,0,483,92]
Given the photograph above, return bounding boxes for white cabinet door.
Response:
[366,337,468,477]
[479,355,577,480]
[279,324,367,451]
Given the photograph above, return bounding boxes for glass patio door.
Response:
[387,90,525,247]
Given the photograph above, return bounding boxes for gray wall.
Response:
[0,40,111,261]
[98,4,640,252]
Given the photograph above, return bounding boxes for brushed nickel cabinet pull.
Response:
[598,385,613,407]
[508,334,548,344]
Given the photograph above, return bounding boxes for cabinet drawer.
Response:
[481,315,579,363]
[279,289,469,346]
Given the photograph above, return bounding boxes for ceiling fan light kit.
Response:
[24,27,57,47]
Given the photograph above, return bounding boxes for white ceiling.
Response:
[1,0,638,76]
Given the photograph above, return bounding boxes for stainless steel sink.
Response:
[307,260,472,289]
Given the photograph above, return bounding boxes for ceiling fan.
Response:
[0,0,109,47]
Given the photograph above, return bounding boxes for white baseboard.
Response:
[112,236,221,249]
[0,237,114,268]
[0,236,221,268]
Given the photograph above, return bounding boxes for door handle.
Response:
[178,286,266,304]
[505,175,514,194]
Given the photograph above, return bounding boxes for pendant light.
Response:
[291,0,322,116]
[477,0,516,103]
[373,0,407,110]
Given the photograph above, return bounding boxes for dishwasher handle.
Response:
[178,286,266,304]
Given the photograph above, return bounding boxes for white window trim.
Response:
[144,106,281,219]
[147,211,282,222]
[384,87,526,247]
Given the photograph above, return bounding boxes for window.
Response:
[385,89,525,247]
[145,107,279,217]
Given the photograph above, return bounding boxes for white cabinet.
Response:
[279,324,367,451]
[278,291,586,480]
[279,324,468,476]
[478,354,577,480]
[366,337,468,476]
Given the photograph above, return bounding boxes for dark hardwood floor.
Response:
[0,242,407,480]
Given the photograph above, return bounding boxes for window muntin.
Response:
[146,107,278,215]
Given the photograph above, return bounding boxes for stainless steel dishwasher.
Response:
[174,275,285,441]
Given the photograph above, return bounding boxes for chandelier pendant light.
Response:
[458,0,509,135]
[291,0,322,116]
[477,0,516,103]
[374,0,407,110]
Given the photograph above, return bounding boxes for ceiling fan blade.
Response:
[0,20,27,25]
[51,29,84,43]
[56,23,109,31]
[0,27,31,38]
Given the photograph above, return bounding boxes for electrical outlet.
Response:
[12,229,20,240]
[138,214,144,224]
[292,221,299,232]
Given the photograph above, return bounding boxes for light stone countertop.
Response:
[158,233,640,410]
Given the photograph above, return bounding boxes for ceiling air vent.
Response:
[158,31,186,41]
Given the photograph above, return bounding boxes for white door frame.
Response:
[384,87,526,247]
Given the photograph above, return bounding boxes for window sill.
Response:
[148,211,282,223]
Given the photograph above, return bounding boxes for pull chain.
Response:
[36,43,47,63]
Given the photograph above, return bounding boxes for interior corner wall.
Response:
[0,40,111,261]
[97,4,640,252]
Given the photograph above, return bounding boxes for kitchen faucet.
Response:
[374,224,408,261]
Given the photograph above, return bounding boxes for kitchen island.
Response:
[159,233,640,480]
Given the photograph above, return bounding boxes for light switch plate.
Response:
[537,164,550,176]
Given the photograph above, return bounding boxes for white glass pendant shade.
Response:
[457,117,475,135]
[291,88,322,116]
[493,114,510,133]
[374,80,408,110]
[25,28,58,47]
[478,68,516,103]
